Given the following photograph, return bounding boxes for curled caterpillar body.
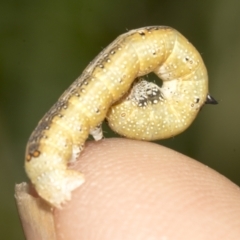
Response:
[25,26,215,208]
[106,36,207,140]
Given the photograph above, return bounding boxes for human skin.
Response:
[26,138,240,240]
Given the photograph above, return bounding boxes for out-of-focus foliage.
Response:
[1,0,240,239]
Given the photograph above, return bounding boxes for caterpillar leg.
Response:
[90,124,103,141]
[25,154,85,208]
[31,169,84,208]
[38,170,84,208]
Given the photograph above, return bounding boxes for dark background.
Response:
[1,0,240,239]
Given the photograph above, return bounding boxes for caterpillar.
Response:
[25,26,217,208]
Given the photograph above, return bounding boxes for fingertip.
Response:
[54,138,240,240]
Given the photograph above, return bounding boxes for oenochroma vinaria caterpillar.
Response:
[25,26,217,208]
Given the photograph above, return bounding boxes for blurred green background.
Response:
[1,0,240,239]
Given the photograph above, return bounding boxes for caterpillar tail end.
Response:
[25,160,85,208]
[36,169,84,208]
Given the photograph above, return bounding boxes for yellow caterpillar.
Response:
[25,26,217,208]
